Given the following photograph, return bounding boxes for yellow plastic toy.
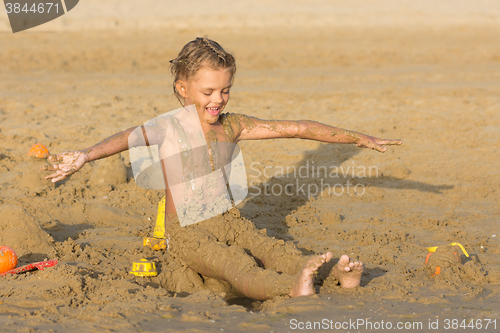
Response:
[426,242,469,257]
[129,259,158,277]
[153,196,167,239]
[143,196,169,251]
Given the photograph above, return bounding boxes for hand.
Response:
[41,151,89,182]
[355,135,402,153]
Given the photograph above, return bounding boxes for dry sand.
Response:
[1,1,499,332]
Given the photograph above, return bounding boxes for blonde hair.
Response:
[170,37,236,104]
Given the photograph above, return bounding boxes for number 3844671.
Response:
[5,2,60,14]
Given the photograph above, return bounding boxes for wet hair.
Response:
[170,37,236,105]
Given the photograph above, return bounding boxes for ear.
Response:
[175,80,188,98]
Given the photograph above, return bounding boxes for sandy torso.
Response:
[162,112,244,217]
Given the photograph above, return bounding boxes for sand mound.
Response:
[0,205,55,257]
[18,160,55,194]
[88,154,128,188]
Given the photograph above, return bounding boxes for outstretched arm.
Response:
[236,116,402,152]
[42,127,136,182]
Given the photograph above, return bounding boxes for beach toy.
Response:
[28,143,50,158]
[153,196,167,239]
[143,237,168,251]
[0,259,58,277]
[129,259,158,277]
[425,242,469,276]
[426,242,469,256]
[0,246,18,274]
[143,196,169,250]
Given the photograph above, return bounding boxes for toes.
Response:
[348,261,364,273]
[336,255,365,274]
[306,255,325,270]
[308,253,332,271]
[344,260,355,271]
[339,254,349,265]
[340,257,363,272]
[318,255,328,266]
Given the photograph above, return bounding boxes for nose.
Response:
[213,92,224,104]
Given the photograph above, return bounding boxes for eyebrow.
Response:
[201,85,232,91]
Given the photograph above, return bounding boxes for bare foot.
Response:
[289,252,332,297]
[332,255,363,288]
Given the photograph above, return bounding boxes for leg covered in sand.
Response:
[170,212,332,300]
[181,239,334,300]
[168,210,361,299]
[227,217,309,275]
[178,235,296,300]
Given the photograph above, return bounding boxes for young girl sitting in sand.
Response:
[43,37,402,300]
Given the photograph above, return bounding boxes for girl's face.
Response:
[176,67,232,126]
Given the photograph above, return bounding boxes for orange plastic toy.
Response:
[0,246,18,274]
[28,143,50,158]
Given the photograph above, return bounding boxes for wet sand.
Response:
[1,1,499,332]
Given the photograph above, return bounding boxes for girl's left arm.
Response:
[235,116,402,152]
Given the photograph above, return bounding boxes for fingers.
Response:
[44,172,58,181]
[42,155,63,173]
[378,139,403,146]
[373,138,402,152]
[47,154,62,162]
[44,170,60,180]
[357,137,402,152]
[51,174,68,183]
[357,141,387,152]
[44,171,69,183]
[41,164,59,171]
[42,163,71,182]
[40,152,81,183]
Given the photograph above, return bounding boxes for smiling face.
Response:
[175,66,233,126]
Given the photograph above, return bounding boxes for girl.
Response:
[43,37,402,300]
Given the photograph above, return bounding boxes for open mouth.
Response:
[206,107,221,116]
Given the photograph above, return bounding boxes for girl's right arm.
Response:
[43,126,137,183]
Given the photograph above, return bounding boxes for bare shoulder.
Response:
[219,113,259,142]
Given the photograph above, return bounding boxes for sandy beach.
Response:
[1,1,499,332]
